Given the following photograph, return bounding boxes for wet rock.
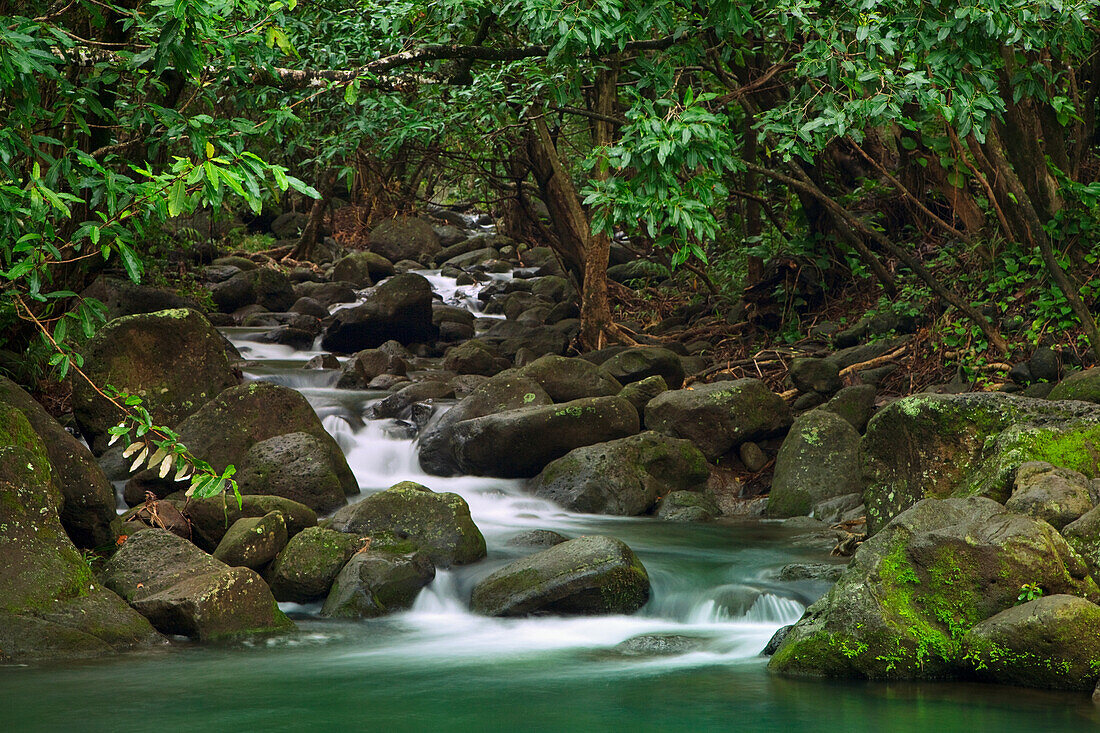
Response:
[530,431,707,515]
[506,529,570,548]
[251,325,316,350]
[452,396,640,478]
[645,379,792,461]
[321,273,437,352]
[617,375,668,417]
[101,529,294,640]
[74,308,238,454]
[418,373,552,476]
[212,511,289,570]
[789,358,842,396]
[776,563,846,582]
[811,493,865,524]
[337,348,408,389]
[614,634,705,657]
[517,355,623,402]
[331,251,395,286]
[739,441,768,473]
[329,482,486,567]
[1049,367,1100,403]
[763,625,793,656]
[174,494,316,553]
[211,268,296,313]
[293,281,358,307]
[125,382,356,506]
[0,377,117,548]
[442,340,503,376]
[470,536,650,616]
[1005,462,1093,530]
[962,595,1100,691]
[817,384,876,433]
[1063,507,1100,578]
[321,547,435,618]
[602,347,685,389]
[768,497,1098,680]
[768,411,861,518]
[656,491,719,522]
[304,354,340,369]
[82,275,199,320]
[290,297,330,319]
[371,381,454,419]
[0,440,163,664]
[264,527,359,603]
[861,393,1100,533]
[368,217,441,264]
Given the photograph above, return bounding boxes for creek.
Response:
[2,269,1097,732]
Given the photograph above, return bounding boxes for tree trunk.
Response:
[526,117,587,277]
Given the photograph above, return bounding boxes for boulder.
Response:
[517,355,623,402]
[452,396,640,478]
[656,491,720,521]
[371,381,454,419]
[1062,507,1100,579]
[789,358,842,396]
[418,373,552,476]
[331,251,395,286]
[270,211,309,239]
[82,276,198,319]
[1004,462,1093,530]
[368,217,441,263]
[818,385,876,432]
[529,432,708,515]
[178,494,316,553]
[616,375,669,417]
[602,347,685,389]
[290,297,330,319]
[320,273,437,352]
[506,529,570,548]
[337,348,408,389]
[0,440,163,664]
[0,376,117,548]
[101,529,294,640]
[320,548,435,618]
[861,393,1100,534]
[442,341,502,377]
[73,308,238,454]
[329,482,486,567]
[962,595,1100,691]
[211,268,296,313]
[470,536,650,616]
[768,497,1099,680]
[293,281,358,307]
[212,511,289,569]
[767,411,862,518]
[1048,367,1100,403]
[645,379,792,461]
[125,382,356,507]
[481,320,569,359]
[264,527,359,603]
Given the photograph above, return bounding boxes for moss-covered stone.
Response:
[73,308,238,454]
[768,410,861,518]
[655,490,719,522]
[1004,462,1093,530]
[861,393,1100,533]
[264,526,359,603]
[768,497,1098,681]
[529,431,708,515]
[329,482,486,567]
[470,535,650,616]
[213,511,288,569]
[1048,367,1100,403]
[233,432,353,513]
[517,355,623,402]
[602,347,685,389]
[961,595,1100,691]
[320,547,434,618]
[169,494,316,553]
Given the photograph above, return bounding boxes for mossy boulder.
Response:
[264,527,359,603]
[368,217,441,264]
[529,431,708,515]
[82,275,198,319]
[818,384,876,433]
[768,411,862,518]
[336,347,409,389]
[0,442,163,664]
[602,347,685,389]
[320,548,435,618]
[451,396,640,478]
[331,251,395,287]
[170,494,316,553]
[962,595,1100,691]
[213,511,288,569]
[645,379,792,461]
[211,268,296,313]
[1062,507,1100,579]
[517,355,623,402]
[442,340,502,377]
[320,273,437,352]
[0,376,117,547]
[73,308,239,454]
[768,497,1099,680]
[617,375,669,417]
[861,393,1100,534]
[470,535,650,616]
[656,490,720,522]
[1004,462,1094,530]
[329,482,486,567]
[125,381,356,505]
[1048,367,1100,403]
[789,358,842,396]
[100,528,294,640]
[418,373,552,476]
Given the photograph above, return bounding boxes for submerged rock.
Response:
[645,379,792,461]
[768,497,1098,680]
[530,432,708,515]
[613,633,706,657]
[470,536,650,617]
[329,482,486,567]
[73,308,238,454]
[101,529,294,640]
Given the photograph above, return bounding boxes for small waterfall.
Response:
[741,594,805,625]
[411,571,468,615]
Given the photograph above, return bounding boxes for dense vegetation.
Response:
[4,0,1100,383]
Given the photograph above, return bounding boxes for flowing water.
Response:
[3,270,1099,731]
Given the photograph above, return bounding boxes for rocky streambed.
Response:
[5,216,1100,730]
